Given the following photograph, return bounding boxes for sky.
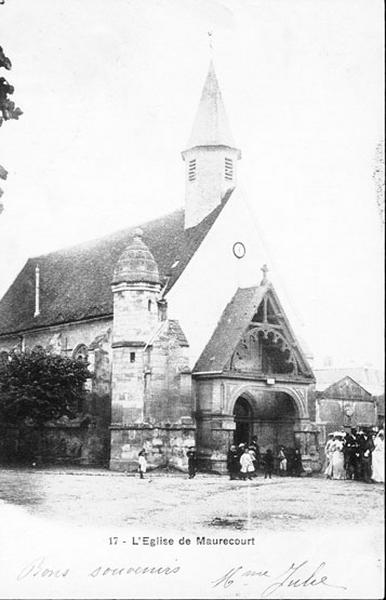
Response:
[0,0,384,369]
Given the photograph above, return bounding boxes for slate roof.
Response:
[194,286,267,372]
[0,196,231,336]
[168,320,189,347]
[314,368,384,396]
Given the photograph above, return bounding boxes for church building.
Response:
[0,62,320,473]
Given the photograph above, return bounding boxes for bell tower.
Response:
[182,61,241,229]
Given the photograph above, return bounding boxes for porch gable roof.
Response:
[193,284,315,380]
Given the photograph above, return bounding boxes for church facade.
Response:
[0,62,321,473]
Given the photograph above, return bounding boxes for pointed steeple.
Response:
[182,62,241,229]
[186,61,239,152]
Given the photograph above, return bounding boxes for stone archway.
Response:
[233,396,253,445]
[194,377,320,474]
[229,383,309,421]
[227,383,319,473]
[232,388,301,458]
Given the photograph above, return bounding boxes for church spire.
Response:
[182,61,241,229]
[186,61,239,151]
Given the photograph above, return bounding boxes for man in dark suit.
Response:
[186,447,197,479]
[343,427,359,479]
[360,430,375,483]
[227,445,239,480]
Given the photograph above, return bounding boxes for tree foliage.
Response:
[1,3,23,211]
[0,349,91,426]
[0,45,22,127]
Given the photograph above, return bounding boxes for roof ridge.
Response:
[31,207,185,260]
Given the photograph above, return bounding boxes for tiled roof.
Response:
[193,286,267,372]
[194,284,315,379]
[0,197,231,336]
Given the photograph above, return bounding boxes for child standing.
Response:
[278,446,287,476]
[240,447,255,480]
[138,449,147,479]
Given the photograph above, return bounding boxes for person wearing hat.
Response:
[236,443,246,476]
[227,444,240,480]
[344,428,359,480]
[330,433,345,480]
[360,429,375,483]
[324,433,334,479]
[240,446,255,480]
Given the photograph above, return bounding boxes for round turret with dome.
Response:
[111,228,162,427]
[113,228,160,286]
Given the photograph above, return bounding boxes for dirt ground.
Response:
[0,467,384,599]
[0,466,383,533]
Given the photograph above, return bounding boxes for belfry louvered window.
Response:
[225,157,233,180]
[188,159,196,181]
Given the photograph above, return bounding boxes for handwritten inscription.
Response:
[16,556,180,581]
[17,557,70,581]
[16,556,348,597]
[212,560,347,597]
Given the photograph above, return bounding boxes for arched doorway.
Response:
[232,390,300,454]
[233,396,253,445]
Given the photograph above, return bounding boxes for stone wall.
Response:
[0,317,113,357]
[145,325,191,424]
[0,421,110,466]
[110,423,196,472]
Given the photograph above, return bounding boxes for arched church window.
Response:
[225,157,233,180]
[188,159,196,181]
[148,299,152,311]
[73,344,88,363]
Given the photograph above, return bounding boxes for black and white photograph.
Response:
[0,1,384,598]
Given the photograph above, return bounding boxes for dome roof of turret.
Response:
[112,228,160,285]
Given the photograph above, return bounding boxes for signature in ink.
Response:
[212,560,347,597]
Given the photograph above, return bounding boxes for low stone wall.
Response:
[110,423,196,472]
[0,423,110,467]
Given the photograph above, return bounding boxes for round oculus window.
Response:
[232,241,246,259]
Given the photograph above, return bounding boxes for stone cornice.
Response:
[112,341,146,348]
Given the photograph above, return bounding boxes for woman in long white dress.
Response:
[372,430,384,483]
[331,435,346,480]
[324,434,334,478]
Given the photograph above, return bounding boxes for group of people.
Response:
[226,437,301,480]
[324,427,384,483]
[137,428,384,483]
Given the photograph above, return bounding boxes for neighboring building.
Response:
[375,394,385,429]
[314,368,384,444]
[0,61,320,473]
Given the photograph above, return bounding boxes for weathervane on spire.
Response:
[208,31,214,56]
[261,264,269,285]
